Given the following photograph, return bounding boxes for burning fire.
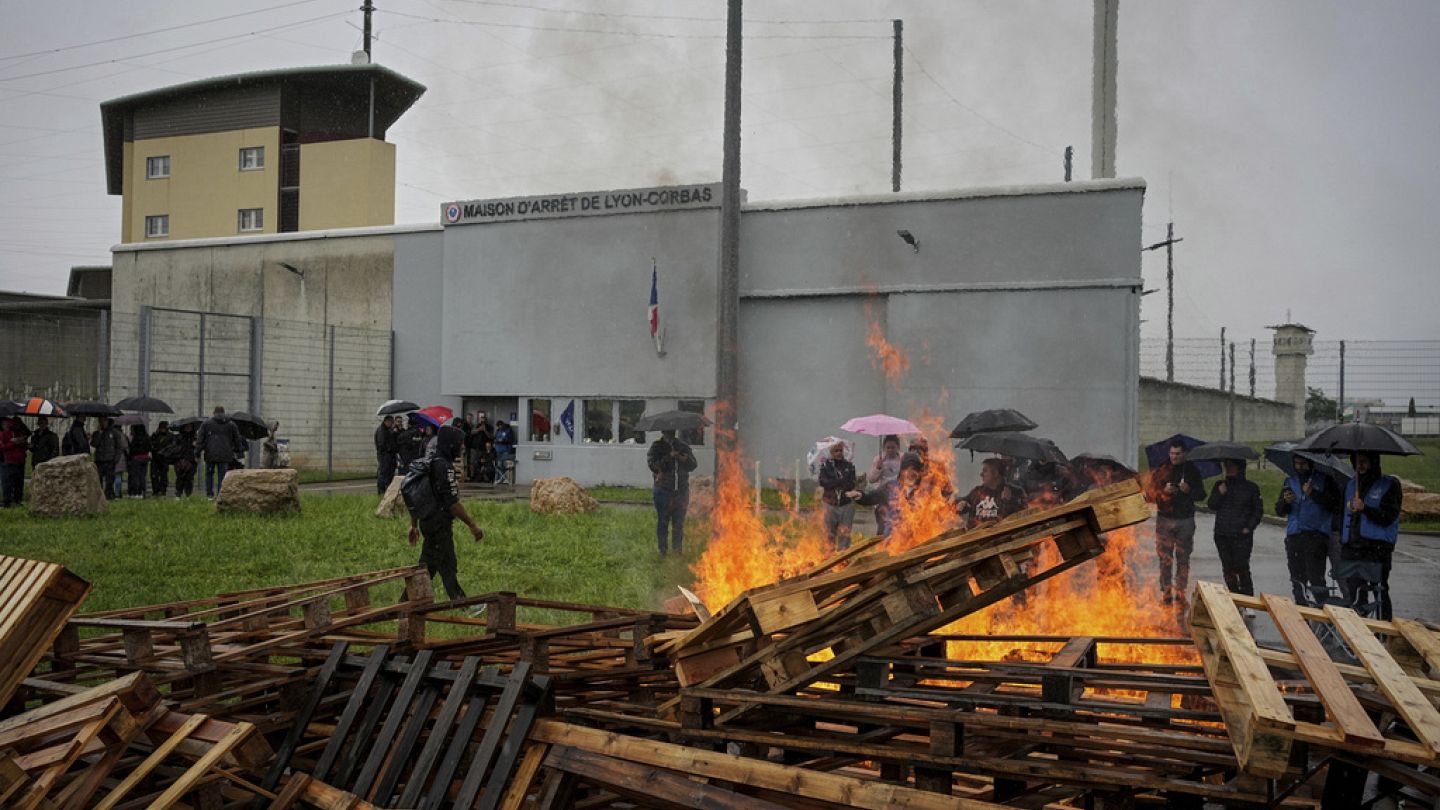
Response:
[690,316,1194,666]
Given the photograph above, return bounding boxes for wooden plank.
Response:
[422,670,504,810]
[144,721,254,810]
[351,650,434,798]
[530,720,1009,810]
[255,642,349,801]
[368,657,445,803]
[396,657,482,809]
[474,674,552,810]
[1326,604,1440,755]
[543,745,793,810]
[1192,583,1293,729]
[749,590,820,635]
[450,661,533,809]
[1393,618,1440,675]
[1261,594,1385,748]
[312,645,390,780]
[91,713,208,810]
[497,743,548,810]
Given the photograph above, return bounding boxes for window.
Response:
[145,155,169,179]
[679,399,706,446]
[239,146,265,171]
[617,400,647,445]
[144,215,168,238]
[238,208,263,232]
[529,399,551,442]
[583,400,614,443]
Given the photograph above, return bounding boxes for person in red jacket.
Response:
[0,417,31,507]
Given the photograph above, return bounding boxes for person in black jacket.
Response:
[956,458,1026,528]
[407,425,485,602]
[197,406,243,498]
[171,423,199,497]
[1207,459,1264,597]
[396,416,429,467]
[149,421,173,496]
[29,416,59,469]
[126,424,151,498]
[817,441,860,549]
[375,415,399,493]
[647,429,697,556]
[61,416,88,456]
[1149,440,1207,606]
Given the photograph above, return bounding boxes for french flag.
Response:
[648,260,660,349]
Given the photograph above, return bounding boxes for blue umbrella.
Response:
[1264,441,1354,484]
[1144,433,1222,479]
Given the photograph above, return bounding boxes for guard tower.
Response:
[101,63,424,242]
[1270,322,1314,436]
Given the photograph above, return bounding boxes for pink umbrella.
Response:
[840,413,920,436]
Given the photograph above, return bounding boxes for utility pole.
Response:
[891,19,903,193]
[1142,223,1183,382]
[1228,342,1236,440]
[1219,326,1226,390]
[715,0,743,464]
[1064,146,1073,182]
[1248,338,1256,398]
[1338,340,1347,422]
[362,0,375,57]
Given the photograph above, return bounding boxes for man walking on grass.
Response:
[198,406,242,499]
[404,425,485,607]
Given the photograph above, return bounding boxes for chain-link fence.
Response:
[1,307,392,476]
[1142,336,1440,423]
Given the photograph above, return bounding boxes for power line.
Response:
[0,11,352,83]
[380,8,886,41]
[901,44,1058,160]
[0,0,334,65]
[434,0,892,26]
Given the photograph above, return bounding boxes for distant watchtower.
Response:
[101,63,424,242]
[1270,322,1314,435]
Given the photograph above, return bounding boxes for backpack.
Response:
[401,458,443,523]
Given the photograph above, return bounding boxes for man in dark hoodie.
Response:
[1274,454,1342,606]
[61,416,88,456]
[1207,459,1264,598]
[1341,451,1403,620]
[90,416,125,500]
[406,425,485,603]
[956,458,1026,528]
[647,429,698,556]
[375,414,399,494]
[29,416,59,469]
[1150,440,1207,606]
[197,406,243,498]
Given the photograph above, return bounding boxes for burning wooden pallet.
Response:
[653,480,1150,705]
[1189,580,1440,780]
[0,556,90,707]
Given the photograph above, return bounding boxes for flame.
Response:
[865,315,910,385]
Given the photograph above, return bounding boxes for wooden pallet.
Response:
[257,641,553,809]
[1189,579,1440,779]
[654,480,1149,711]
[0,556,90,706]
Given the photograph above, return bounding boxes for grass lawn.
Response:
[294,469,374,485]
[0,494,701,620]
[590,485,818,509]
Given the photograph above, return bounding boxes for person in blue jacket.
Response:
[1341,451,1403,620]
[1274,454,1342,606]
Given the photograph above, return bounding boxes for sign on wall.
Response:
[442,182,721,226]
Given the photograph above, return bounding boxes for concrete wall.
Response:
[299,139,396,230]
[739,181,1145,484]
[393,228,459,418]
[438,208,720,398]
[123,127,280,242]
[1139,377,1300,444]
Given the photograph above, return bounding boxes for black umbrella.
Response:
[170,416,203,429]
[0,400,19,418]
[1295,422,1423,457]
[1185,442,1260,463]
[1071,452,1138,477]
[114,413,149,427]
[231,412,270,441]
[959,431,1067,463]
[1263,441,1354,483]
[63,400,123,418]
[114,395,173,413]
[634,410,711,432]
[377,399,421,417]
[949,408,1038,439]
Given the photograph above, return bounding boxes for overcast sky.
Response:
[2,0,1438,343]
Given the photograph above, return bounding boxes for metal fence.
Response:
[1141,336,1440,416]
[3,308,392,476]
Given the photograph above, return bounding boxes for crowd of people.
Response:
[0,406,278,504]
[374,411,518,494]
[1149,439,1403,619]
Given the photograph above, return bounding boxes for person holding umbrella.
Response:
[1273,453,1343,606]
[1149,439,1207,607]
[647,428,698,556]
[955,458,1025,528]
[1206,458,1264,598]
[1342,452,1403,619]
[375,414,400,494]
[30,416,59,469]
[90,416,126,500]
[61,416,88,456]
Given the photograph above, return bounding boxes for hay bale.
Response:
[376,476,407,518]
[215,468,300,515]
[28,454,106,517]
[530,477,599,515]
